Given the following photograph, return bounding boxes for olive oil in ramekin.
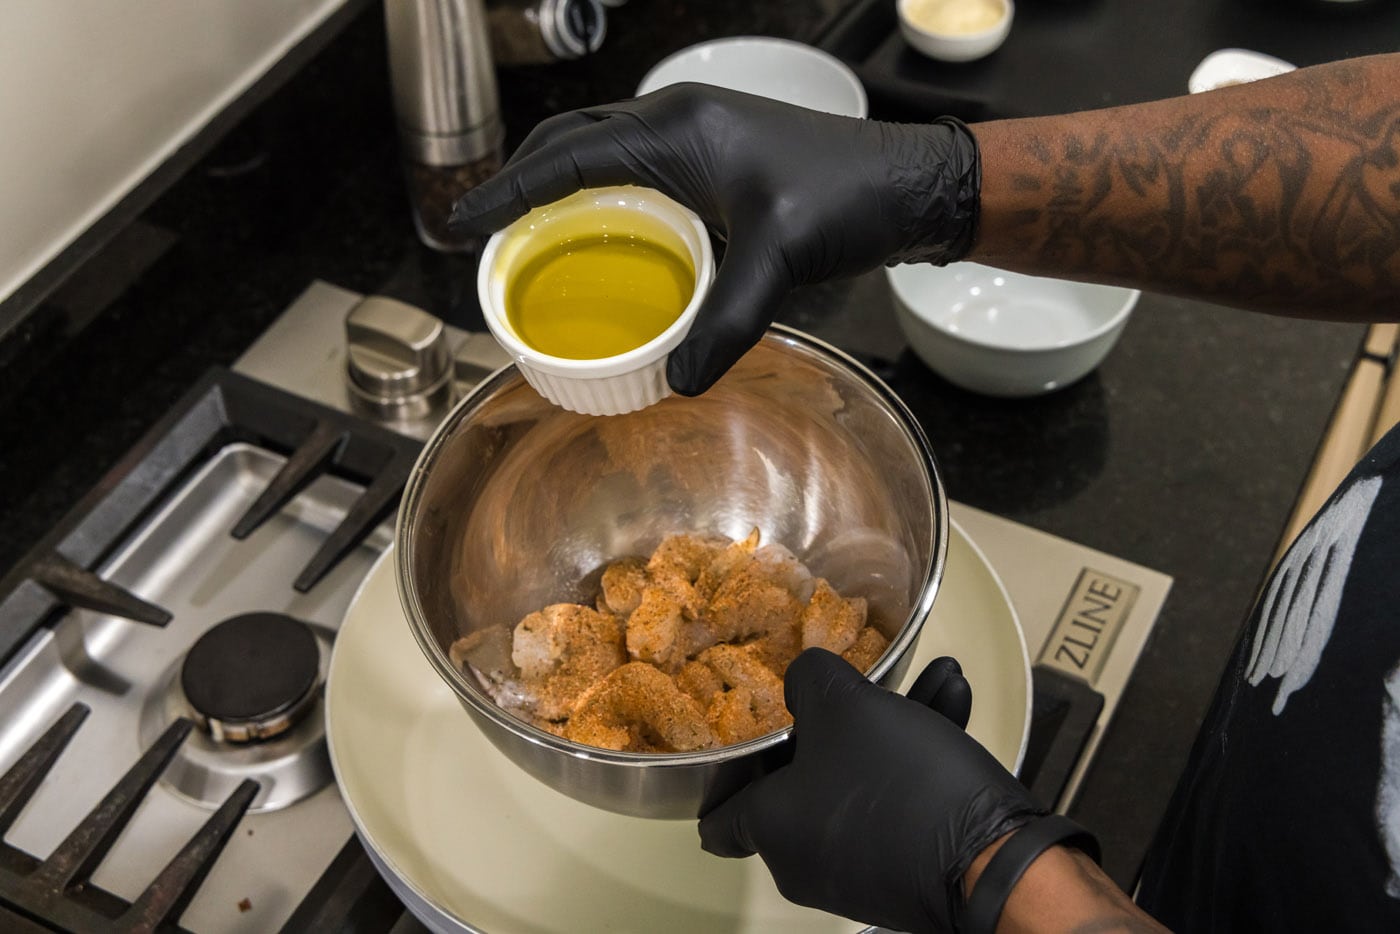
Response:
[505,233,696,360]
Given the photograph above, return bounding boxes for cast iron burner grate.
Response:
[0,367,423,668]
[0,704,256,933]
[0,367,423,931]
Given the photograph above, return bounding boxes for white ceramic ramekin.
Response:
[897,0,1014,64]
[477,186,714,416]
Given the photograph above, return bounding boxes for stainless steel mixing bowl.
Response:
[397,326,948,819]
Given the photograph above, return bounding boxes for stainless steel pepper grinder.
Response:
[385,0,506,252]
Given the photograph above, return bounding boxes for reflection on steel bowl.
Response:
[396,326,949,819]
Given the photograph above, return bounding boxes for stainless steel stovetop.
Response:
[0,280,1170,933]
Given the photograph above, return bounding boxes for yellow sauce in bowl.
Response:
[905,0,1004,34]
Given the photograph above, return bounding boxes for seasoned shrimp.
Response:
[750,542,816,603]
[696,644,791,737]
[565,663,715,752]
[704,570,804,648]
[741,623,802,677]
[707,685,766,745]
[694,528,760,602]
[675,659,723,707]
[645,534,718,618]
[599,557,648,617]
[801,578,868,655]
[647,533,727,583]
[841,626,891,675]
[624,586,690,672]
[478,527,875,751]
[511,604,627,720]
[693,531,809,651]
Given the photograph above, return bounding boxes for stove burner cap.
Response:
[181,612,320,743]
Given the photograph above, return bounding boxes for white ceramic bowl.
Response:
[637,37,868,118]
[477,186,714,416]
[1187,48,1295,94]
[887,262,1138,397]
[898,0,1014,63]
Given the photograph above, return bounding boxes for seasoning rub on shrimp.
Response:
[450,529,889,752]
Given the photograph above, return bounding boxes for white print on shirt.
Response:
[1245,475,1382,715]
[1379,662,1400,898]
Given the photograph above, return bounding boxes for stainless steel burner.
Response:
[181,612,321,743]
[139,621,337,813]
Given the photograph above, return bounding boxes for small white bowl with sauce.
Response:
[898,0,1014,63]
[477,186,715,416]
[887,262,1138,397]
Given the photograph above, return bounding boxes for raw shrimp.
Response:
[510,604,626,720]
[599,557,647,617]
[706,686,767,746]
[450,626,537,712]
[453,528,884,751]
[696,644,791,737]
[564,663,716,752]
[675,659,724,707]
[647,533,727,583]
[694,531,812,651]
[741,623,802,677]
[841,626,891,675]
[645,534,719,617]
[704,569,804,648]
[624,586,690,672]
[801,578,868,655]
[694,529,760,603]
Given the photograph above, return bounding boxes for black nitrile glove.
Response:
[698,649,1044,934]
[449,84,980,395]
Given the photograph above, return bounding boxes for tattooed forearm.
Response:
[971,53,1400,321]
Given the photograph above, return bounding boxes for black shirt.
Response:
[1137,422,1400,930]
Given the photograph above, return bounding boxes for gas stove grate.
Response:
[0,704,257,933]
[0,367,424,667]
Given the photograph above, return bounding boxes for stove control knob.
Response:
[345,296,453,419]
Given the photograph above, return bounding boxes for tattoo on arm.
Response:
[981,57,1400,319]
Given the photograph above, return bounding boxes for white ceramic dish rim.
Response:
[886,264,1140,353]
[897,0,1014,42]
[325,521,1032,934]
[477,186,715,380]
[636,36,869,119]
[1187,48,1296,94]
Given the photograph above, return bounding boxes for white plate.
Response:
[636,37,868,118]
[326,520,1031,934]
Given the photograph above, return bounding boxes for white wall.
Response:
[0,0,351,306]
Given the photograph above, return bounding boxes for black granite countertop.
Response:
[0,0,1387,894]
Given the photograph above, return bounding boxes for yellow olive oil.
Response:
[505,234,695,360]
